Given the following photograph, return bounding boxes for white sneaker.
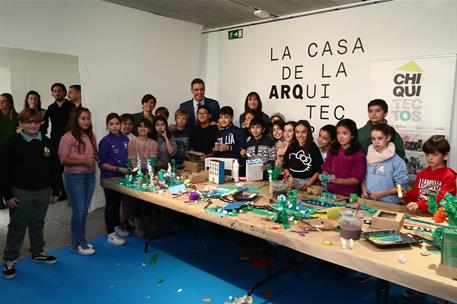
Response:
[107,232,126,246]
[114,225,130,237]
[74,245,96,256]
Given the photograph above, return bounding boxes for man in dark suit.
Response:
[180,78,220,129]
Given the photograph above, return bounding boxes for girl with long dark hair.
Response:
[58,107,98,255]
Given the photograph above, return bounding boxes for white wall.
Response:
[0,0,203,208]
[0,47,80,108]
[0,0,202,134]
[200,0,457,167]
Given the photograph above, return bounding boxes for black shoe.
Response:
[32,252,58,264]
[3,260,16,279]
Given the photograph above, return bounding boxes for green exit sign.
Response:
[228,29,243,40]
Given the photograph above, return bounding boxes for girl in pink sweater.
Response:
[321,119,366,196]
[58,107,97,255]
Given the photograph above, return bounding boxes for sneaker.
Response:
[115,225,130,237]
[73,245,95,256]
[86,243,95,249]
[2,260,16,279]
[403,288,425,299]
[32,252,58,264]
[107,232,126,246]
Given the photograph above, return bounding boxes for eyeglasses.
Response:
[197,112,209,116]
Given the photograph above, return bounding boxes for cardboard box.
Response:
[189,171,208,184]
[358,197,407,213]
[370,210,405,230]
[183,160,205,172]
[437,228,457,279]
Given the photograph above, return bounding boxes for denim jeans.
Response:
[64,172,95,250]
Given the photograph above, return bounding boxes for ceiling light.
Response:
[254,9,270,18]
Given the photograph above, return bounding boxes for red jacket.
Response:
[404,166,457,212]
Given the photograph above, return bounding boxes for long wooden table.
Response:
[101,179,457,302]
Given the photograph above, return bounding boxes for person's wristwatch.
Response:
[115,166,120,172]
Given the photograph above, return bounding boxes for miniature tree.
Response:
[272,194,290,229]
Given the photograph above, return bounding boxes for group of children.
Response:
[1,85,456,281]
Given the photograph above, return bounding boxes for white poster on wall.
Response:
[369,56,457,173]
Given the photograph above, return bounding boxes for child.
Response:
[358,99,405,159]
[189,105,218,158]
[98,113,130,246]
[321,119,366,196]
[245,117,276,179]
[241,109,257,140]
[214,106,247,162]
[59,107,97,255]
[270,112,285,125]
[276,121,295,168]
[120,113,135,140]
[172,109,190,166]
[239,92,271,133]
[118,113,136,236]
[404,136,456,212]
[283,120,323,190]
[128,118,158,166]
[361,124,407,204]
[1,109,60,279]
[318,124,336,161]
[151,115,176,169]
[127,118,158,237]
[272,120,285,147]
[155,106,169,120]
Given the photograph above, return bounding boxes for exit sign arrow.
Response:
[228,29,243,40]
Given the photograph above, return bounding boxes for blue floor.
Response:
[0,225,449,304]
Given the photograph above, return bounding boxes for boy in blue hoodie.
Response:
[213,106,246,162]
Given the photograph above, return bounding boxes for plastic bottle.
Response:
[232,160,239,182]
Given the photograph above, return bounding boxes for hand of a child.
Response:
[369,191,383,201]
[119,167,130,175]
[219,144,229,152]
[49,196,60,204]
[361,191,370,199]
[85,156,97,167]
[5,197,20,208]
[406,202,419,212]
[240,148,246,157]
[287,178,294,189]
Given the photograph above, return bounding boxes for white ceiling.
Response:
[103,0,365,30]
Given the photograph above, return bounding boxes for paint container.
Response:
[339,210,364,240]
[270,180,288,198]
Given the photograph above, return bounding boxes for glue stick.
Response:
[396,184,403,198]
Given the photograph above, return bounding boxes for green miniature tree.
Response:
[272,194,290,229]
[426,194,438,214]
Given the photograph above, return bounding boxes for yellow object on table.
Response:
[314,206,346,220]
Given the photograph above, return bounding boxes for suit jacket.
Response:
[180,97,220,128]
